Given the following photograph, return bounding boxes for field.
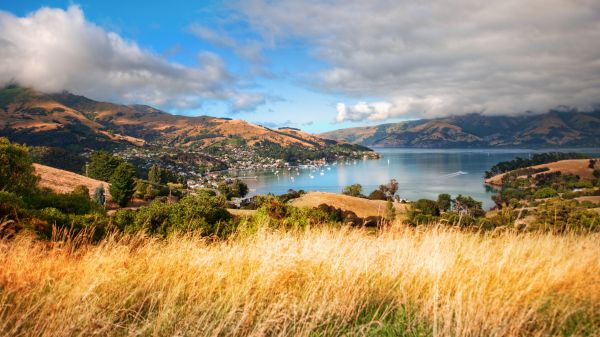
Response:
[1,226,598,337]
[290,191,409,219]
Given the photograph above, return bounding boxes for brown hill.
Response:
[34,163,109,197]
[485,159,596,186]
[290,192,408,219]
[0,86,339,151]
[320,111,600,148]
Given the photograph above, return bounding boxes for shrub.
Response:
[0,137,38,194]
[534,187,558,199]
[129,194,232,237]
[0,191,26,219]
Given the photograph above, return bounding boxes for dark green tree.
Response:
[217,180,249,200]
[0,137,38,194]
[148,164,162,185]
[87,151,123,182]
[437,193,452,212]
[413,199,440,217]
[109,163,136,207]
[342,184,363,197]
[368,189,387,200]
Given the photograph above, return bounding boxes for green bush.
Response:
[0,137,38,194]
[127,194,232,237]
[534,187,558,199]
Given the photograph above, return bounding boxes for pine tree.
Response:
[87,151,123,182]
[109,163,136,207]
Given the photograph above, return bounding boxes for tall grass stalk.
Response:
[0,226,598,336]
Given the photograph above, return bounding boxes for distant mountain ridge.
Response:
[320,110,600,148]
[0,86,361,152]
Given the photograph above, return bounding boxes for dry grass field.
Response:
[485,159,596,186]
[0,226,598,337]
[34,163,109,197]
[290,191,409,219]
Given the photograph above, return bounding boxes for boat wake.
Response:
[442,171,468,178]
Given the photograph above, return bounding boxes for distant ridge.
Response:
[320,111,600,148]
[0,86,368,154]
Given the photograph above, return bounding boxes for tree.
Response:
[148,165,162,185]
[87,151,123,181]
[386,179,399,197]
[384,200,396,222]
[437,193,452,212]
[93,186,106,206]
[368,189,387,201]
[453,195,485,217]
[217,180,249,200]
[109,163,136,207]
[342,184,363,198]
[0,137,38,194]
[413,199,440,216]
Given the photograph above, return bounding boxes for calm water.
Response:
[238,148,600,209]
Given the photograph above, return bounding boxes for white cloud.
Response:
[0,5,265,112]
[189,24,266,74]
[236,0,600,121]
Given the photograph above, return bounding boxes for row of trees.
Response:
[86,151,136,207]
[342,179,399,201]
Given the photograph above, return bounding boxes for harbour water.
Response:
[238,148,600,209]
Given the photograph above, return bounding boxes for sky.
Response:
[1,0,599,133]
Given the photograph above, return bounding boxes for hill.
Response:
[34,163,109,197]
[0,86,373,172]
[320,111,600,148]
[289,191,408,219]
[485,159,597,186]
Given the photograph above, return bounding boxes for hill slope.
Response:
[485,159,597,186]
[0,86,345,150]
[320,111,600,148]
[34,163,109,197]
[0,86,373,172]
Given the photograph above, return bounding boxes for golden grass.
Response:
[290,192,409,219]
[0,226,598,337]
[485,159,595,186]
[33,163,109,197]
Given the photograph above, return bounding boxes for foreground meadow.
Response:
[0,226,599,337]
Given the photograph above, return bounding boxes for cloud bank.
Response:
[237,0,600,121]
[0,5,264,112]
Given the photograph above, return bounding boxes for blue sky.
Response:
[1,0,383,132]
[1,1,599,132]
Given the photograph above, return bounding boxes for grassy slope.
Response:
[0,227,598,336]
[290,191,409,219]
[34,163,109,197]
[485,159,596,186]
